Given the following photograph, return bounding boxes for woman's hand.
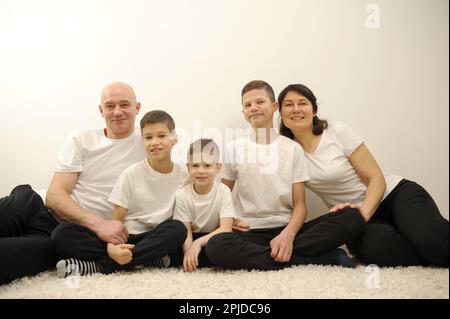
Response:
[329,202,369,222]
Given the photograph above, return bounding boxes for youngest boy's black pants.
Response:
[169,232,216,268]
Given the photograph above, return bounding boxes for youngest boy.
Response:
[57,110,188,276]
[173,138,235,272]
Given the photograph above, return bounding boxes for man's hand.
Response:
[93,219,129,244]
[270,231,295,263]
[107,243,134,265]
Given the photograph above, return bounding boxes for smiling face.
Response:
[187,158,221,190]
[141,122,177,162]
[99,82,141,139]
[280,91,315,132]
[187,138,221,192]
[242,89,278,129]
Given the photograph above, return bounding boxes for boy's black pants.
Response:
[51,219,187,273]
[206,207,365,270]
[169,232,216,268]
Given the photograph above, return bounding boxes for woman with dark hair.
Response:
[278,84,448,267]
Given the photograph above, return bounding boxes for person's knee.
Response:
[10,184,33,195]
[5,184,44,216]
[349,227,390,266]
[158,219,188,246]
[336,207,365,235]
[351,222,423,267]
[170,219,187,243]
[349,231,382,266]
[205,233,234,264]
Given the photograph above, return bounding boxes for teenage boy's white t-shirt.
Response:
[304,122,403,209]
[55,126,146,219]
[221,134,310,229]
[108,160,189,234]
[173,180,236,233]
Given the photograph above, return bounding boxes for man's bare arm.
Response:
[46,172,127,244]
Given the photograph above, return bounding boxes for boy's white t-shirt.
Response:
[221,134,310,229]
[55,126,147,219]
[304,122,403,209]
[108,160,189,234]
[173,180,236,233]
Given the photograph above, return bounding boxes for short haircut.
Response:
[188,138,220,163]
[140,110,175,132]
[241,80,275,102]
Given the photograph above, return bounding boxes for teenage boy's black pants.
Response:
[51,219,187,273]
[206,207,365,270]
[0,184,60,285]
[347,179,449,267]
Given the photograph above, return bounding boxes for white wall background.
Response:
[0,0,448,219]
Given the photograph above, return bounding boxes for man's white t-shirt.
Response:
[173,180,236,233]
[108,160,189,234]
[304,122,403,209]
[55,126,147,219]
[221,134,310,229]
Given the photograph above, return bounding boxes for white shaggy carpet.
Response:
[0,265,448,299]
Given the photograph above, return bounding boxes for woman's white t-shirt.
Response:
[304,122,403,209]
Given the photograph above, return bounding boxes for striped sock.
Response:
[56,258,102,278]
[142,255,171,268]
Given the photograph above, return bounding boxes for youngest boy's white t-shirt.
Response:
[173,180,235,233]
[108,160,189,234]
[55,127,147,219]
[304,122,403,209]
[221,134,309,229]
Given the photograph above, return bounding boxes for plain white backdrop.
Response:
[0,0,448,219]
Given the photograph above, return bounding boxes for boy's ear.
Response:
[171,133,178,145]
[272,101,279,112]
[216,163,222,171]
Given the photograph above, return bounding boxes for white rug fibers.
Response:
[1,265,447,299]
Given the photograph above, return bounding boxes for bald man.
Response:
[47,82,144,241]
[0,82,146,284]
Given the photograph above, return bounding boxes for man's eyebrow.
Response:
[104,100,131,104]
